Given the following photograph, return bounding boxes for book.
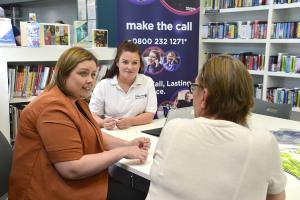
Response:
[92,29,108,47]
[201,25,208,39]
[40,23,70,46]
[55,24,70,45]
[29,13,36,22]
[255,84,263,99]
[74,20,89,47]
[8,68,16,99]
[27,22,40,47]
[35,65,43,96]
[296,57,300,73]
[41,24,56,45]
[39,67,50,90]
[0,18,16,47]
[20,21,27,46]
[20,21,40,47]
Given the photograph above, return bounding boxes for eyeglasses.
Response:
[188,83,200,93]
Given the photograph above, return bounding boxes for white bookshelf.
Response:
[293,107,300,112]
[202,39,268,43]
[249,70,265,75]
[9,96,37,104]
[0,47,116,143]
[267,72,300,79]
[218,5,270,13]
[200,1,300,115]
[270,39,300,44]
[272,2,300,9]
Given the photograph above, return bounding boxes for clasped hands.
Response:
[103,116,132,130]
[125,137,151,164]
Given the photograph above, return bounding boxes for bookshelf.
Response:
[0,47,116,143]
[202,39,268,43]
[216,5,270,13]
[200,1,300,116]
[9,96,37,104]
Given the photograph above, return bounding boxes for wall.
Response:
[20,0,77,24]
[96,0,117,47]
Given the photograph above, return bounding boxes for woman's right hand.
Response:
[103,117,116,130]
[124,146,148,164]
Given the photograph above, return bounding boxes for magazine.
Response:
[272,129,300,180]
[280,150,300,180]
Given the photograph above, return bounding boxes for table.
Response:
[102,113,300,200]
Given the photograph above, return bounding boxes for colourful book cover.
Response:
[74,21,89,47]
[43,24,55,45]
[40,23,69,46]
[55,24,69,45]
[92,29,108,47]
[27,22,40,47]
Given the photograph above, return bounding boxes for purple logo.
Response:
[160,0,200,16]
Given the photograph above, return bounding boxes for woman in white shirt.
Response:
[89,40,157,130]
[146,54,286,200]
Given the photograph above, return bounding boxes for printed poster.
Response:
[117,0,200,118]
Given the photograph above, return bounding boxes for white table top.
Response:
[102,113,300,200]
[102,119,164,179]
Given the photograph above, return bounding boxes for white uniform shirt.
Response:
[146,117,286,200]
[89,74,157,117]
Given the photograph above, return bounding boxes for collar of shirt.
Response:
[110,74,143,89]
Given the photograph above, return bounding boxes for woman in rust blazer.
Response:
[9,47,150,200]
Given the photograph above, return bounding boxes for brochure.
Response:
[272,129,300,180]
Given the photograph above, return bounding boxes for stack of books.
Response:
[202,20,267,39]
[204,0,268,10]
[271,22,300,39]
[269,53,300,73]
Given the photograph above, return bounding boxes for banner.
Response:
[117,0,199,118]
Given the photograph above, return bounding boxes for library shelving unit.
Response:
[0,47,117,143]
[200,1,300,115]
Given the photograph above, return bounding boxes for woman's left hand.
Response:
[115,117,132,129]
[129,137,151,150]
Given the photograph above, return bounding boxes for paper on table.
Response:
[271,129,300,146]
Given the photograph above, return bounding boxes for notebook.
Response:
[142,106,194,137]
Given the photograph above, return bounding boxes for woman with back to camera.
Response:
[146,54,286,200]
[89,40,157,130]
[9,47,150,200]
